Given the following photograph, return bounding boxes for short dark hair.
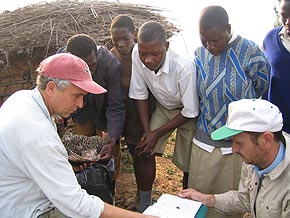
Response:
[138,21,166,44]
[110,14,135,34]
[248,131,285,145]
[66,34,96,58]
[199,5,229,30]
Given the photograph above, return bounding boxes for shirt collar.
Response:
[32,87,57,130]
[279,27,290,42]
[159,49,170,75]
[229,34,238,44]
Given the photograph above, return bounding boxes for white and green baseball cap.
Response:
[211,99,283,141]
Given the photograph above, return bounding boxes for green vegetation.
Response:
[166,166,174,175]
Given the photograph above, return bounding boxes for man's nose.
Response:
[76,97,84,109]
[232,143,239,153]
[118,40,125,47]
[206,41,215,50]
[144,56,154,64]
[285,17,290,25]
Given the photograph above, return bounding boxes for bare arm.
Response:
[136,99,150,133]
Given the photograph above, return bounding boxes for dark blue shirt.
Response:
[263,27,290,134]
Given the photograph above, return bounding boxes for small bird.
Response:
[61,130,110,164]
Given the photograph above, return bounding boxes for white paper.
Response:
[143,193,202,218]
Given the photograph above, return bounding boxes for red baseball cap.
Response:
[38,53,107,94]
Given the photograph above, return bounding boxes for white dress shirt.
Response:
[129,44,199,118]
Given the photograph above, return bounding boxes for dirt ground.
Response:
[115,133,183,208]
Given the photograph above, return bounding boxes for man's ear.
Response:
[134,29,138,43]
[227,24,231,35]
[165,41,170,51]
[134,31,138,41]
[46,81,56,97]
[262,132,275,147]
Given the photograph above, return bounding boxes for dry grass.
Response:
[0,0,179,55]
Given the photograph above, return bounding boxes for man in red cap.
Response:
[0,53,156,218]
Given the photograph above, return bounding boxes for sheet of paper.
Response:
[143,193,202,218]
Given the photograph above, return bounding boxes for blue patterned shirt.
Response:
[195,35,270,147]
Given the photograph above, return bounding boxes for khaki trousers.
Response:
[188,143,243,218]
[150,103,197,172]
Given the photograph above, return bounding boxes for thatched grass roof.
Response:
[0,0,179,56]
[0,0,179,105]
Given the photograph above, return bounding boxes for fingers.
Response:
[136,142,155,156]
[99,147,113,158]
[140,134,146,143]
[100,153,112,160]
[72,164,83,172]
[72,165,79,172]
[177,189,193,198]
[135,146,146,156]
[71,161,97,172]
[99,151,113,164]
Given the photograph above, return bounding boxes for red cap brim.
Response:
[70,80,107,94]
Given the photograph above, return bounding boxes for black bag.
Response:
[75,162,113,204]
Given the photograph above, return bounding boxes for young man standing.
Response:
[129,21,199,212]
[110,15,156,211]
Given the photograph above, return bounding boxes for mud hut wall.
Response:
[0,48,57,104]
[0,53,34,104]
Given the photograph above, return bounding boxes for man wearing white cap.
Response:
[0,53,156,218]
[178,99,290,218]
